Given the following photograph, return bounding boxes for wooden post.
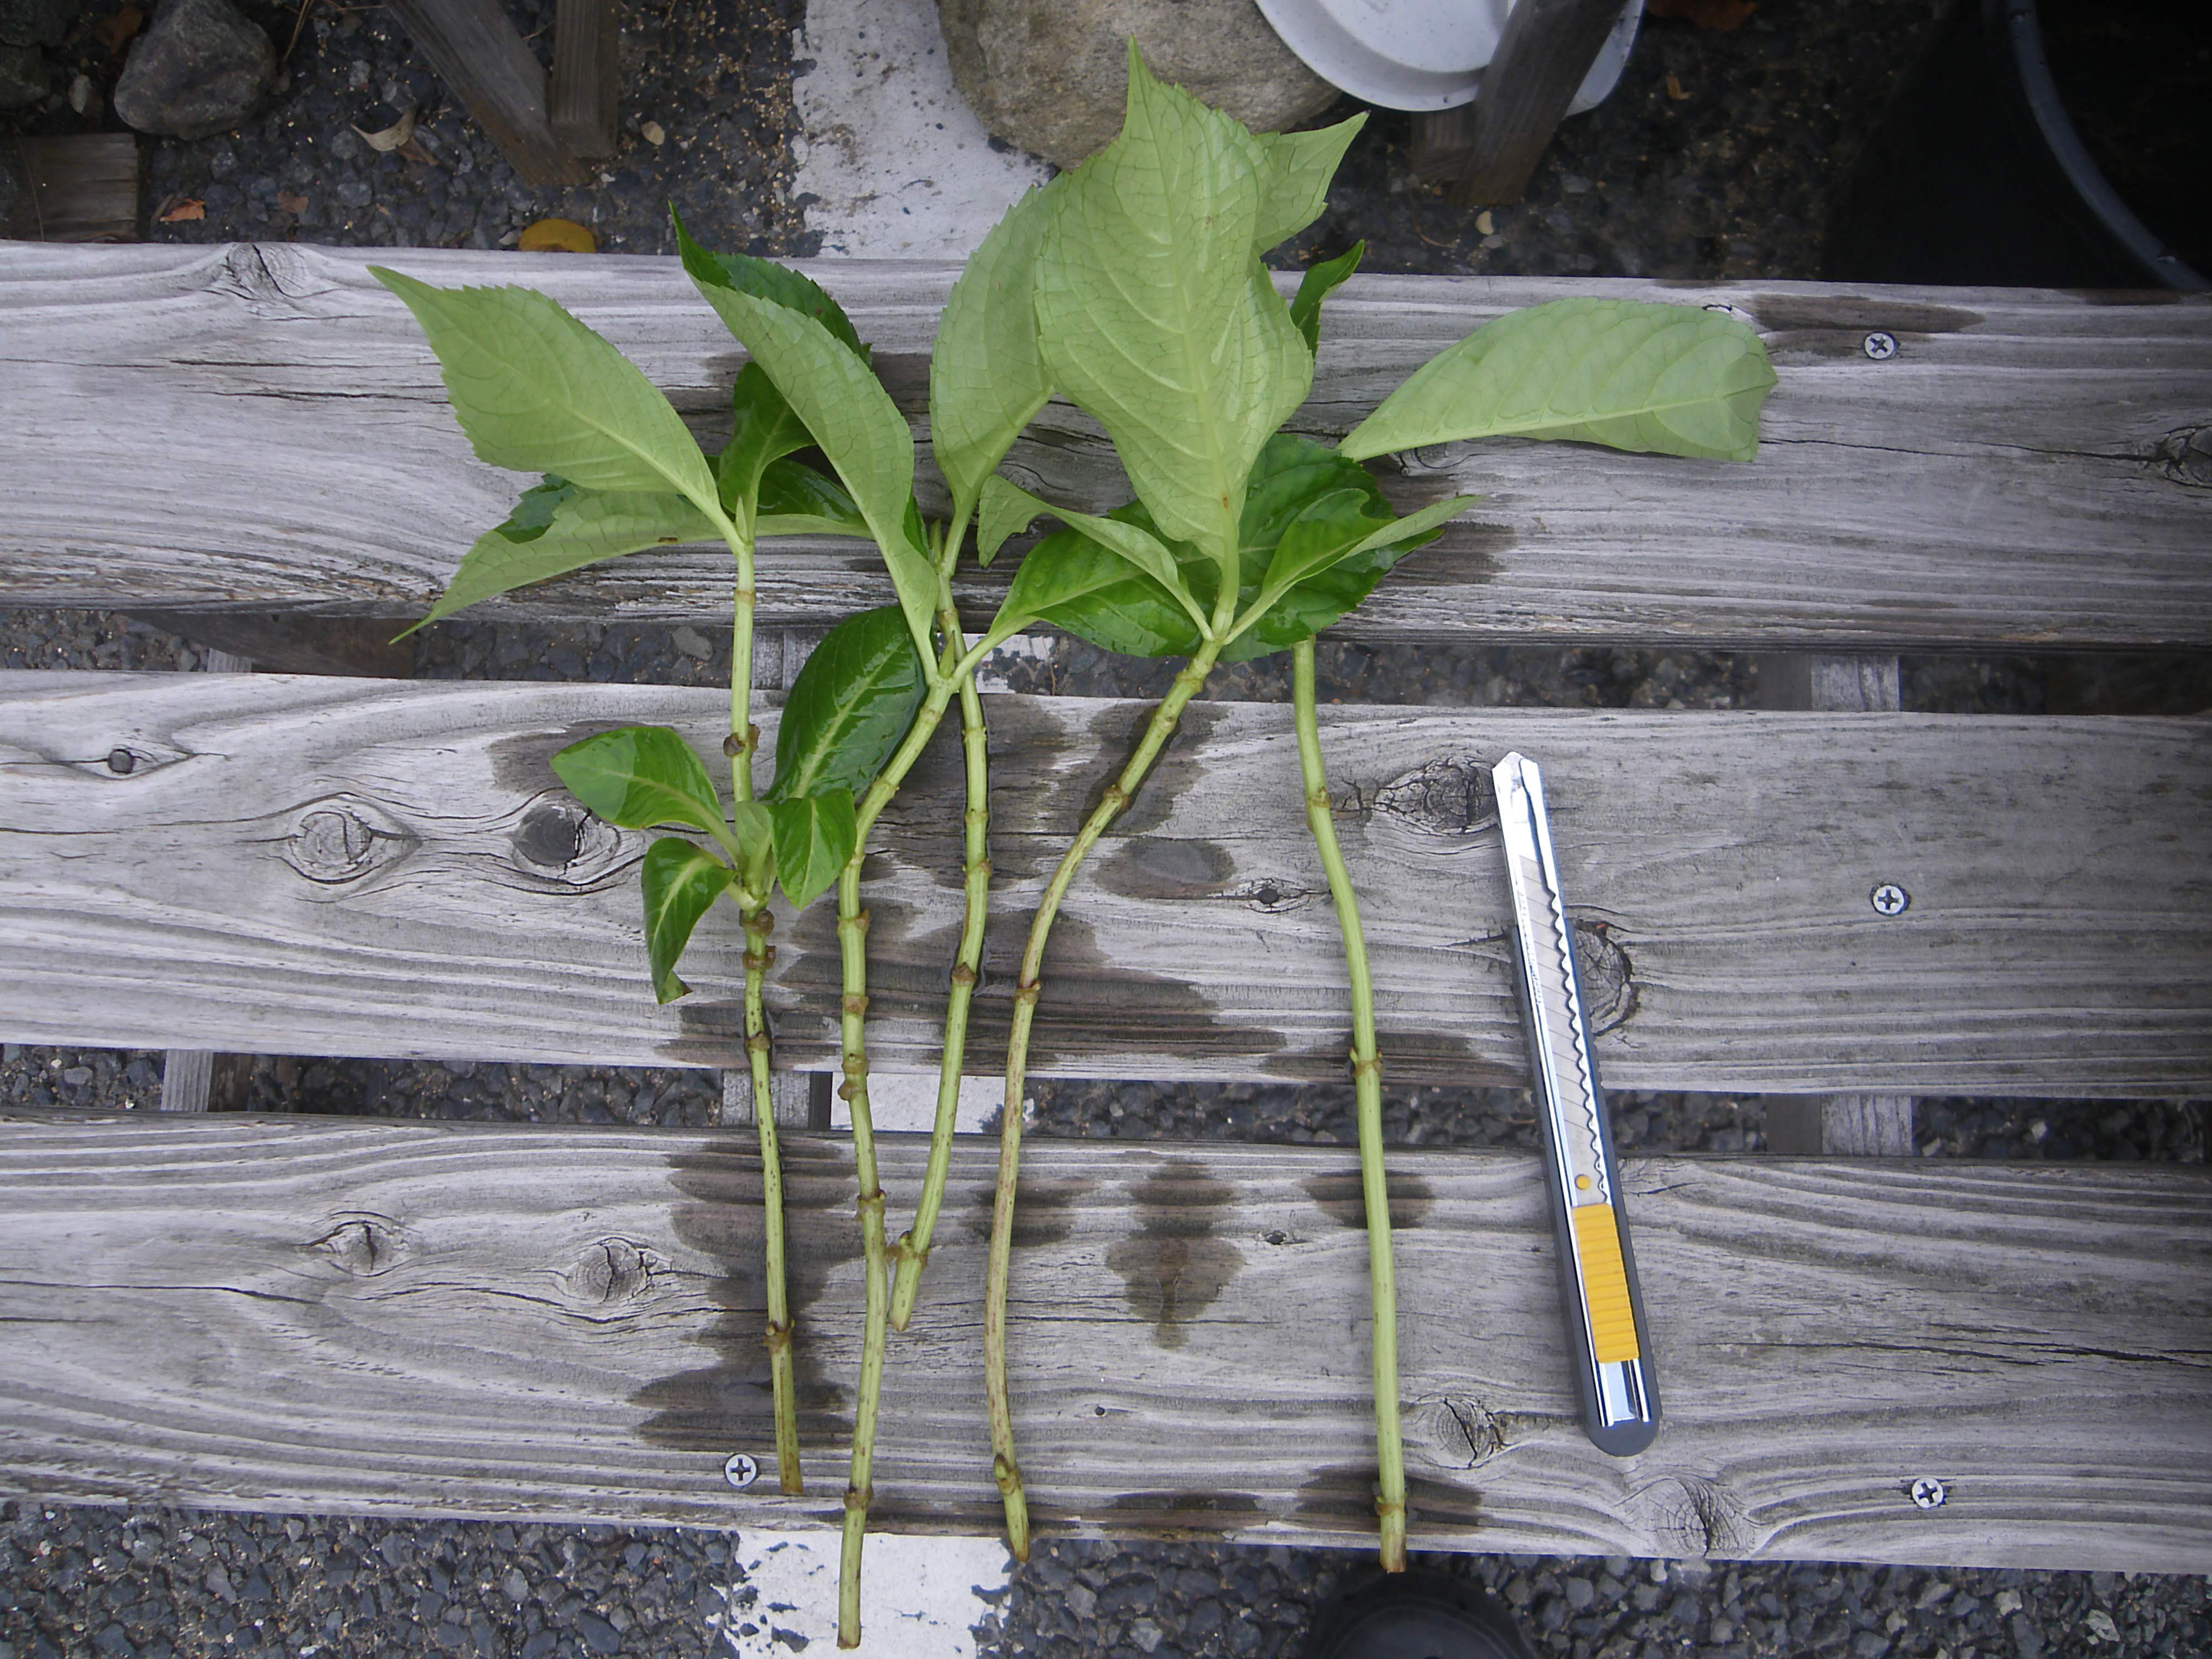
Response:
[383,0,584,187]
[550,0,619,160]
[1448,0,1623,206]
[1757,652,1916,1157]
[3,135,139,242]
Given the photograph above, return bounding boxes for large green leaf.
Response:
[1340,296,1777,463]
[685,273,937,656]
[977,476,1212,638]
[769,791,857,910]
[672,211,869,359]
[1289,242,1363,356]
[929,176,1068,536]
[551,726,728,839]
[715,362,815,525]
[408,477,717,634]
[1031,44,1311,560]
[756,458,868,538]
[1249,116,1366,251]
[766,606,927,804]
[373,269,718,509]
[993,524,1206,659]
[639,836,734,1004]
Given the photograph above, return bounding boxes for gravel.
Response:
[7,0,2212,1652]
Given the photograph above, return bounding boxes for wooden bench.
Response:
[2,243,2208,1572]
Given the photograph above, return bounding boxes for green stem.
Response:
[721,544,803,1500]
[985,640,1222,1561]
[888,592,992,1331]
[1292,639,1406,1571]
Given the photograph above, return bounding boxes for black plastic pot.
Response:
[1825,0,2206,290]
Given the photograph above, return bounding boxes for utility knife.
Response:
[1493,752,1660,1456]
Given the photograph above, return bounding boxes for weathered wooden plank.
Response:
[1,1113,2205,1571]
[549,0,619,160]
[2,244,2206,650]
[2,672,2206,1093]
[1449,0,1623,205]
[3,135,139,242]
[383,0,584,187]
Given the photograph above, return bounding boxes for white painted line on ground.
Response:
[717,1531,1011,1657]
[791,0,1051,259]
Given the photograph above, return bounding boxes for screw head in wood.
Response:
[1871,883,1910,916]
[723,1452,760,1491]
[1909,1475,1947,1509]
[1863,332,1899,361]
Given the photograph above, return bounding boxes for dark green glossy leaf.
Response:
[551,726,727,838]
[716,362,814,522]
[996,523,1206,659]
[769,791,857,910]
[757,458,868,538]
[978,476,1211,636]
[672,208,869,359]
[639,836,734,1004]
[767,606,927,803]
[1289,242,1363,355]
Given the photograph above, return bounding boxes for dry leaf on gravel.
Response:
[518,217,597,254]
[93,6,144,54]
[353,107,416,153]
[276,191,309,214]
[158,199,206,223]
[1666,72,1692,100]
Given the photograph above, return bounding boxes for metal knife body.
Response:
[1493,752,1660,1456]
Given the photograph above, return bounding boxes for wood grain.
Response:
[549,0,619,160]
[1452,0,1625,205]
[2,671,2206,1093]
[3,135,138,242]
[383,0,582,187]
[1,1113,2205,1571]
[2,244,2206,650]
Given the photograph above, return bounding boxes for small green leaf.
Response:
[640,836,734,1004]
[685,273,936,657]
[1249,115,1366,250]
[672,209,869,358]
[994,524,1206,659]
[1340,296,1777,463]
[552,726,728,839]
[757,458,868,538]
[408,478,718,634]
[1289,242,1363,356]
[975,471,1041,567]
[372,268,718,509]
[1031,43,1310,559]
[769,791,857,909]
[930,175,1070,536]
[766,607,927,803]
[729,799,775,891]
[978,477,1212,638]
[716,362,815,524]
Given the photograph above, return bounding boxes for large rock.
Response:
[938,0,1340,169]
[113,0,273,140]
[0,0,81,48]
[0,40,45,109]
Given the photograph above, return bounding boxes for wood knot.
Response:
[2156,424,2212,487]
[1374,755,1496,837]
[566,1237,659,1304]
[281,795,416,886]
[311,1215,401,1277]
[1417,1393,1531,1470]
[1570,916,1637,1036]
[1230,877,1314,914]
[508,796,621,884]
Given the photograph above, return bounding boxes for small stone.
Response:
[503,1568,529,1603]
[1852,1632,1890,1658]
[2086,1609,2120,1643]
[114,0,276,139]
[1129,1618,1162,1655]
[1996,1589,2024,1616]
[1065,1583,1098,1620]
[1563,1577,1595,1611]
[0,41,46,108]
[61,1066,92,1086]
[572,1613,622,1656]
[640,119,665,145]
[0,0,80,48]
[2010,1614,2044,1659]
[671,624,712,659]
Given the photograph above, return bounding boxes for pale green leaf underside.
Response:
[688,279,937,656]
[1032,48,1311,559]
[1249,116,1365,251]
[930,175,1068,536]
[411,481,716,634]
[1341,297,1777,463]
[640,836,733,1004]
[979,476,1211,637]
[373,269,718,508]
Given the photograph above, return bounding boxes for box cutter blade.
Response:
[1493,752,1660,1456]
